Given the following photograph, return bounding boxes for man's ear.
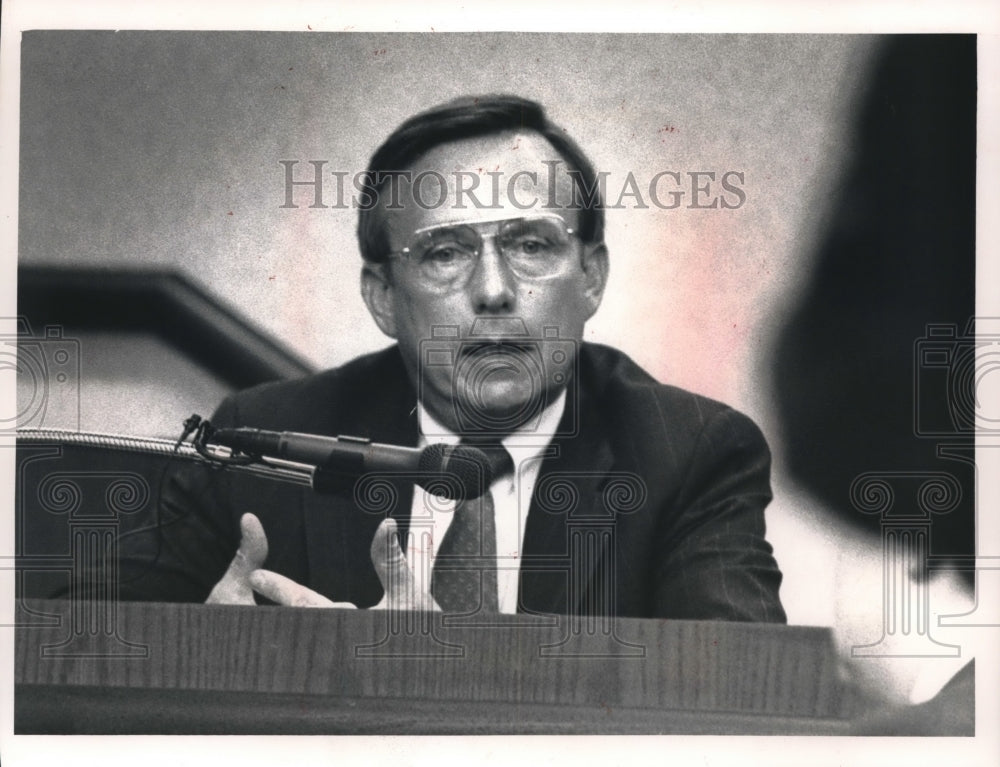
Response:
[360,263,398,338]
[580,242,609,318]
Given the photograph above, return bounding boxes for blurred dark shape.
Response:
[773,35,976,582]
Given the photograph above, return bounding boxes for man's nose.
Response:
[467,238,516,313]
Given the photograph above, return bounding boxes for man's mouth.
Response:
[458,340,537,360]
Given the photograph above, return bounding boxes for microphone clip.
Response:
[178,414,260,468]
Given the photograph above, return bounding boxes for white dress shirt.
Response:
[406,392,567,614]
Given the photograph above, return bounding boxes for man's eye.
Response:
[510,238,550,256]
[423,247,455,262]
[421,245,471,264]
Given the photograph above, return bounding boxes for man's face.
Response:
[361,131,608,436]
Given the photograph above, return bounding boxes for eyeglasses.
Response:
[385,215,580,294]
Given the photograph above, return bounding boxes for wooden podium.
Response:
[15,600,853,734]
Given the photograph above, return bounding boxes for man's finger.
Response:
[370,518,439,611]
[205,513,269,605]
[249,569,355,609]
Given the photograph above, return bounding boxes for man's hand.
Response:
[370,518,440,612]
[213,515,440,611]
[205,513,268,605]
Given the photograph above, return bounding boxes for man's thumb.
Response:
[370,518,414,598]
[234,512,268,572]
[205,512,269,605]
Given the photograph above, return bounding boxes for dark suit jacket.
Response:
[122,343,785,622]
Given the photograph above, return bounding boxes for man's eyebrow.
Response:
[416,223,476,236]
[414,216,549,234]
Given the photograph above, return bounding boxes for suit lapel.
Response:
[519,371,616,615]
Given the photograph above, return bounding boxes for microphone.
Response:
[209,427,493,499]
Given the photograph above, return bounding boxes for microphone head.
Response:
[417,443,493,500]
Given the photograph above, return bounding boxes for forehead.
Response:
[378,131,581,242]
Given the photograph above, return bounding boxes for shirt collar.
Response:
[417,390,567,466]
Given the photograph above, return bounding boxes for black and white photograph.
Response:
[2,2,998,765]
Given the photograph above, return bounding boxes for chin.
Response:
[453,380,547,434]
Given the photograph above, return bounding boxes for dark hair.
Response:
[357,94,605,264]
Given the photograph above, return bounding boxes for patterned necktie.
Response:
[431,440,514,614]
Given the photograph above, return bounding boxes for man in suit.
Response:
[144,95,784,622]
